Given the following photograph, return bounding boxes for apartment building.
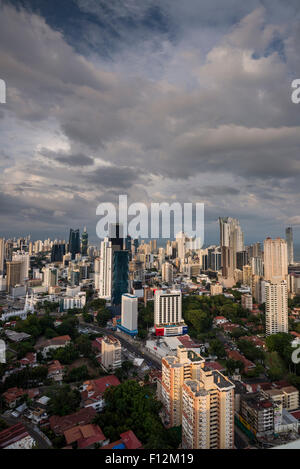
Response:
[161,346,235,449]
[101,336,122,371]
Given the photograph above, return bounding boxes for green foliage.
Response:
[138,302,154,331]
[47,385,81,416]
[94,380,178,449]
[237,339,265,363]
[75,335,92,356]
[56,316,79,339]
[226,358,244,374]
[208,339,226,358]
[64,365,89,383]
[0,366,48,392]
[52,344,79,365]
[266,351,286,381]
[96,309,111,327]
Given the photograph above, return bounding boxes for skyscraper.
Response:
[265,280,288,336]
[99,238,113,300]
[68,229,80,260]
[112,250,129,306]
[81,227,88,257]
[0,238,5,275]
[264,238,289,336]
[286,227,294,266]
[6,260,22,292]
[51,243,66,263]
[264,238,288,283]
[219,217,244,287]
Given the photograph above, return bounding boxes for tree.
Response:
[226,358,243,375]
[209,339,225,358]
[94,380,178,449]
[96,309,111,327]
[47,385,81,416]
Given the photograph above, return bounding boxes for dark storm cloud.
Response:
[86,165,143,189]
[0,2,300,242]
[40,148,94,167]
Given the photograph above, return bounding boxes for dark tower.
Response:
[68,229,80,260]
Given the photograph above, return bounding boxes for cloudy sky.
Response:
[0,0,300,247]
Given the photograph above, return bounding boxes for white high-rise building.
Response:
[154,290,182,327]
[176,232,188,261]
[265,281,288,336]
[120,293,138,335]
[264,238,288,283]
[99,238,112,300]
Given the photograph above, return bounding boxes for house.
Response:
[49,407,97,435]
[80,375,120,412]
[19,352,37,368]
[101,430,143,450]
[239,336,266,349]
[2,387,26,409]
[36,335,71,358]
[226,349,256,374]
[48,360,64,383]
[0,423,36,449]
[64,424,108,449]
[213,316,228,326]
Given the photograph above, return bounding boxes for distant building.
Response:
[210,283,223,296]
[68,229,80,260]
[286,227,294,266]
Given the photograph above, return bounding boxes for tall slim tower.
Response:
[99,238,113,300]
[286,227,294,266]
[264,238,289,336]
[0,238,5,275]
[264,238,288,283]
[81,227,88,257]
[219,217,244,285]
[265,281,288,336]
[68,229,80,260]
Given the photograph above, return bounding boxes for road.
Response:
[80,322,161,370]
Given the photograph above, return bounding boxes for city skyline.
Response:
[0,1,300,243]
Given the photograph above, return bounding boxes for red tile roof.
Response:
[50,407,97,435]
[101,430,142,450]
[83,375,120,394]
[120,430,143,449]
[64,424,106,449]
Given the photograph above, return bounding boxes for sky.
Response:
[0,0,300,246]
